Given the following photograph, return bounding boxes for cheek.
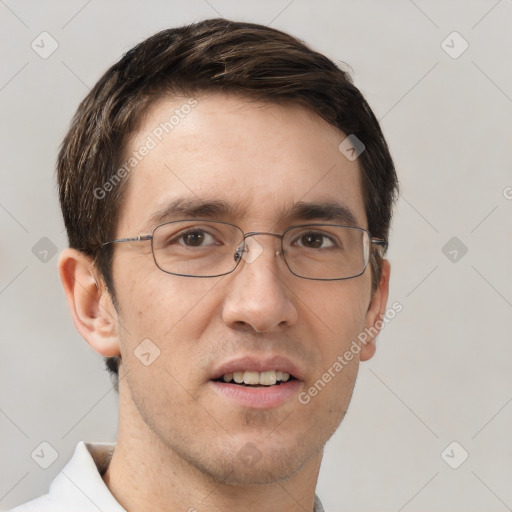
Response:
[305,280,371,358]
[298,280,370,417]
[115,280,219,430]
[115,274,228,409]
[117,268,222,340]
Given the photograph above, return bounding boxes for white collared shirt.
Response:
[10,441,325,511]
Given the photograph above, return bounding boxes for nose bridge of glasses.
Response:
[243,231,282,241]
[235,231,283,260]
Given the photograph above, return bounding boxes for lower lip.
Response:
[209,380,302,409]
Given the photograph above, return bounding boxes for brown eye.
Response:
[295,232,336,249]
[301,234,323,248]
[182,231,205,246]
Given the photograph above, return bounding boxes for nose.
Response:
[221,234,299,333]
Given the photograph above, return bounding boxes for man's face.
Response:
[109,93,381,484]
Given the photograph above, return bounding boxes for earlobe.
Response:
[58,248,121,358]
[359,259,391,362]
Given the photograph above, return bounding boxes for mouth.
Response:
[209,356,303,409]
[213,370,298,387]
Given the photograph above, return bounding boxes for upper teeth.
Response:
[222,370,291,385]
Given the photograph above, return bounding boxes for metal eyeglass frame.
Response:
[101,219,388,281]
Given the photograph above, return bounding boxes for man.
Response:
[12,18,398,512]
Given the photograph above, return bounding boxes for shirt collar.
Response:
[47,441,125,511]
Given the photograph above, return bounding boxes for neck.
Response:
[102,383,322,512]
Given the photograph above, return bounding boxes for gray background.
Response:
[1,1,511,511]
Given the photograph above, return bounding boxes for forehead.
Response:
[117,93,367,234]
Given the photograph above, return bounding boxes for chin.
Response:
[190,430,326,487]
[204,446,312,486]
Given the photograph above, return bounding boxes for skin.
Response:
[59,93,390,512]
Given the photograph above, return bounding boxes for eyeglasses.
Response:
[101,219,387,281]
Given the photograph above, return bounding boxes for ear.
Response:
[359,259,391,362]
[58,248,121,358]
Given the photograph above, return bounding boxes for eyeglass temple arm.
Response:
[101,235,153,247]
[371,238,388,250]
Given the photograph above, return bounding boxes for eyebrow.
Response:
[143,198,360,232]
[143,198,246,232]
[281,200,359,227]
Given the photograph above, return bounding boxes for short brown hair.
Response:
[57,18,398,389]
